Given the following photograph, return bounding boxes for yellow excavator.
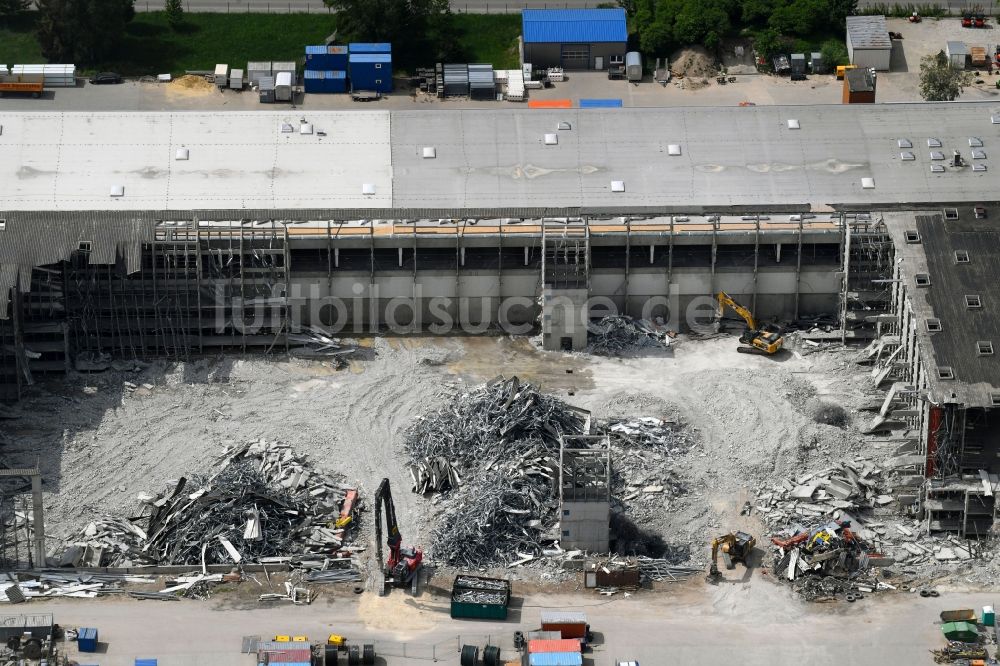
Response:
[715,292,784,355]
[708,531,756,580]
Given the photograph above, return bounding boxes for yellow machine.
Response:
[274,636,290,643]
[716,292,784,356]
[327,634,346,647]
[708,531,756,579]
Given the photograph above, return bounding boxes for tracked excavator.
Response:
[715,292,784,355]
[374,477,423,595]
[708,531,756,581]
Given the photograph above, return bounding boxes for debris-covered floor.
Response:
[4,333,994,590]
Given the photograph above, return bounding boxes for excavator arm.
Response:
[716,292,757,330]
[374,478,402,571]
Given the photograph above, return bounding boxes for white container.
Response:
[626,51,642,82]
[274,71,292,101]
[214,63,229,88]
[272,61,296,78]
[229,68,243,90]
[247,61,271,87]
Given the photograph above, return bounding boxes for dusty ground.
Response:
[5,18,1000,113]
[5,334,873,572]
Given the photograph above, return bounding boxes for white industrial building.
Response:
[846,15,892,71]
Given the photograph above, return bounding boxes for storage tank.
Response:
[274,71,292,101]
[625,51,642,82]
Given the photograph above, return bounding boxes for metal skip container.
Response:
[258,75,275,103]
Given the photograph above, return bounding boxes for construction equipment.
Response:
[327,634,346,647]
[908,11,921,22]
[335,488,358,528]
[715,292,784,355]
[708,532,756,579]
[374,477,423,595]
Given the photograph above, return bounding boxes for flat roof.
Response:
[522,8,628,44]
[1,103,999,214]
[846,15,892,50]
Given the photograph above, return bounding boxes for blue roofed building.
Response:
[522,8,628,71]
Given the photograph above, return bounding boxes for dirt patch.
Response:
[670,46,719,79]
[166,74,218,97]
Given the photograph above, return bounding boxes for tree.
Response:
[768,0,826,36]
[819,39,849,68]
[751,27,782,61]
[920,50,972,101]
[165,0,183,30]
[37,0,134,63]
[0,0,29,22]
[323,0,455,66]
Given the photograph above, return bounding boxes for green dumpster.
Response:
[942,621,979,642]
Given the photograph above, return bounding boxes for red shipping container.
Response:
[260,649,312,663]
[527,639,581,654]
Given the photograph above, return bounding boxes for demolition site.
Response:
[0,104,999,665]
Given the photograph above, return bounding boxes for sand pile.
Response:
[167,74,217,96]
[670,46,717,79]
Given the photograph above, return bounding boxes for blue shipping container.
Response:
[349,53,392,92]
[305,45,348,71]
[528,653,584,666]
[77,627,98,653]
[267,663,312,666]
[304,70,347,94]
[579,98,623,108]
[135,660,158,666]
[349,42,391,54]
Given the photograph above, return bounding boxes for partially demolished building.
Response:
[1,104,1000,539]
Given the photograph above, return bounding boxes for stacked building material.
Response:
[506,69,525,101]
[11,64,75,87]
[468,63,495,100]
[442,63,469,96]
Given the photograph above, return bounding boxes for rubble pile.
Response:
[61,440,361,568]
[586,316,669,355]
[407,378,696,567]
[755,457,892,526]
[287,326,364,368]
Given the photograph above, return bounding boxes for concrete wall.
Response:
[561,500,610,553]
[542,288,588,351]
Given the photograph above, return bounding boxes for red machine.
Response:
[374,478,423,594]
[963,12,974,26]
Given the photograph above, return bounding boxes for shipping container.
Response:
[229,68,244,90]
[135,660,158,666]
[450,575,510,620]
[304,70,346,94]
[258,649,311,662]
[526,631,562,641]
[528,653,583,666]
[247,61,271,87]
[540,611,587,639]
[77,627,98,653]
[527,639,580,654]
[255,641,310,652]
[349,42,391,54]
[349,53,392,93]
[305,45,348,70]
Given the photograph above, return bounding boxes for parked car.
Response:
[89,72,122,85]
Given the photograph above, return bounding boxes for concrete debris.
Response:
[585,316,671,355]
[756,457,888,525]
[59,440,361,569]
[287,326,363,367]
[0,571,157,602]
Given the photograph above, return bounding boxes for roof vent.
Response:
[966,294,983,309]
[978,340,994,356]
[280,123,294,133]
[611,180,625,192]
[557,121,571,130]
[938,366,955,380]
[787,119,800,129]
[930,164,945,173]
[861,177,875,189]
[175,147,189,160]
[362,183,376,195]
[898,138,912,149]
[972,149,987,159]
[905,230,921,243]
[926,318,942,332]
[915,273,931,287]
[900,151,915,161]
[955,250,970,263]
[973,164,988,172]
[544,133,558,145]
[970,137,984,147]
[300,123,313,135]
[110,185,124,197]
[928,138,942,147]
[930,151,945,160]
[667,144,682,156]
[422,146,436,158]
[944,207,959,220]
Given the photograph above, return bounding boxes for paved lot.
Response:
[22,579,1000,666]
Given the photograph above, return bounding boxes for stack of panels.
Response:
[247,61,271,87]
[12,64,75,87]
[506,69,525,101]
[305,45,348,70]
[443,63,469,96]
[304,69,347,94]
[468,63,495,100]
